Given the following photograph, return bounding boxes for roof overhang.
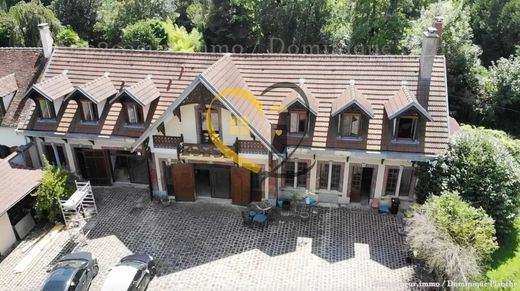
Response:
[331,99,375,119]
[110,89,146,107]
[386,101,433,121]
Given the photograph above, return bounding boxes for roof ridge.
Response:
[79,74,111,89]
[0,47,42,51]
[54,46,224,57]
[0,72,15,81]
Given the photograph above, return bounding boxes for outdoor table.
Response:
[252,200,273,214]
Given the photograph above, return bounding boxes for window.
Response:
[317,162,343,192]
[43,144,67,168]
[200,107,220,143]
[399,168,415,197]
[396,116,418,139]
[289,111,307,134]
[125,103,143,125]
[338,113,361,137]
[80,101,98,122]
[68,269,85,291]
[384,168,399,195]
[38,98,54,119]
[283,160,308,188]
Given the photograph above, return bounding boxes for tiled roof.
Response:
[0,48,44,128]
[75,75,117,103]
[280,81,319,116]
[331,81,374,118]
[22,47,450,155]
[0,152,42,216]
[0,73,18,97]
[384,86,432,121]
[116,77,160,106]
[31,73,74,101]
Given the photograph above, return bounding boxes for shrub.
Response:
[32,160,76,223]
[407,193,498,281]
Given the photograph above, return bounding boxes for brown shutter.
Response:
[172,163,195,201]
[231,167,251,205]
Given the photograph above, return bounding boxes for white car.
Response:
[101,254,156,291]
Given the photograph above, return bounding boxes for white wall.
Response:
[0,127,27,147]
[0,213,17,255]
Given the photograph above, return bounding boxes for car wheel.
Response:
[92,264,99,277]
[150,266,156,277]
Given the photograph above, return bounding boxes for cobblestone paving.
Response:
[0,186,419,291]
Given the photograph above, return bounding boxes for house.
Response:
[0,148,42,256]
[0,48,45,157]
[17,21,453,206]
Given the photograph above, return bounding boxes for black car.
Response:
[101,254,156,291]
[42,252,98,291]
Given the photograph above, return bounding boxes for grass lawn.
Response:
[485,218,520,290]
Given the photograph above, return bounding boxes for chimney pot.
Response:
[433,16,444,52]
[38,23,54,58]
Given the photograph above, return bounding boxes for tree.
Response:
[416,126,520,238]
[350,0,410,54]
[0,10,16,46]
[32,160,76,223]
[402,0,485,124]
[469,0,520,66]
[50,0,99,42]
[94,0,178,45]
[477,53,520,136]
[407,192,498,281]
[204,0,257,53]
[121,18,203,51]
[55,26,88,47]
[4,0,62,47]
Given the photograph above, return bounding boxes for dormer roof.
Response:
[70,75,117,104]
[111,77,160,106]
[0,73,18,97]
[28,73,74,101]
[331,81,374,118]
[385,86,432,121]
[280,80,319,116]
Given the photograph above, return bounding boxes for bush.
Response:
[416,126,520,238]
[407,193,498,281]
[32,160,76,223]
[55,26,88,47]
[121,18,168,50]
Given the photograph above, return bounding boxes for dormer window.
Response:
[125,102,143,125]
[338,113,361,138]
[199,106,220,143]
[396,116,418,140]
[38,98,54,119]
[80,101,98,122]
[289,111,307,134]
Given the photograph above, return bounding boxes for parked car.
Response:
[42,252,98,291]
[101,254,156,291]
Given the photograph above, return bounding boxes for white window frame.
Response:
[338,113,361,137]
[126,103,140,124]
[38,98,53,119]
[385,166,404,197]
[394,116,418,140]
[318,161,342,192]
[285,159,307,188]
[80,101,97,122]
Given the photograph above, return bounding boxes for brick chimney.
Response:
[38,23,54,58]
[433,16,444,53]
[419,27,439,82]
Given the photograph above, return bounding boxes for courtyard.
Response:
[0,186,420,290]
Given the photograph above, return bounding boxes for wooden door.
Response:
[82,150,112,186]
[350,166,362,202]
[230,167,251,205]
[172,163,195,201]
[212,166,230,198]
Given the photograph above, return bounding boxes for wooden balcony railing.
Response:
[235,140,269,155]
[153,135,183,149]
[181,143,222,157]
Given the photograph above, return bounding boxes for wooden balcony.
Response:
[153,135,183,149]
[235,140,268,155]
[181,143,222,157]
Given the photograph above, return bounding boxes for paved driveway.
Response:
[0,186,418,290]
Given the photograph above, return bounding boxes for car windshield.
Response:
[119,260,146,269]
[54,259,88,270]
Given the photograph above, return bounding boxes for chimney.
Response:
[419,27,439,81]
[38,23,54,58]
[433,16,444,53]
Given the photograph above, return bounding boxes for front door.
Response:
[230,167,251,205]
[77,149,112,186]
[360,167,374,200]
[172,163,195,201]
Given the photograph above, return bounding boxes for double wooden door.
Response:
[76,149,112,186]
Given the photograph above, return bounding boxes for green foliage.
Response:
[321,0,354,53]
[478,54,520,136]
[350,0,410,54]
[402,0,485,123]
[0,10,16,46]
[469,0,520,66]
[32,160,76,223]
[94,0,178,45]
[55,26,88,47]
[121,18,202,51]
[204,0,257,52]
[50,0,99,41]
[425,192,499,260]
[4,0,62,47]
[416,126,520,238]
